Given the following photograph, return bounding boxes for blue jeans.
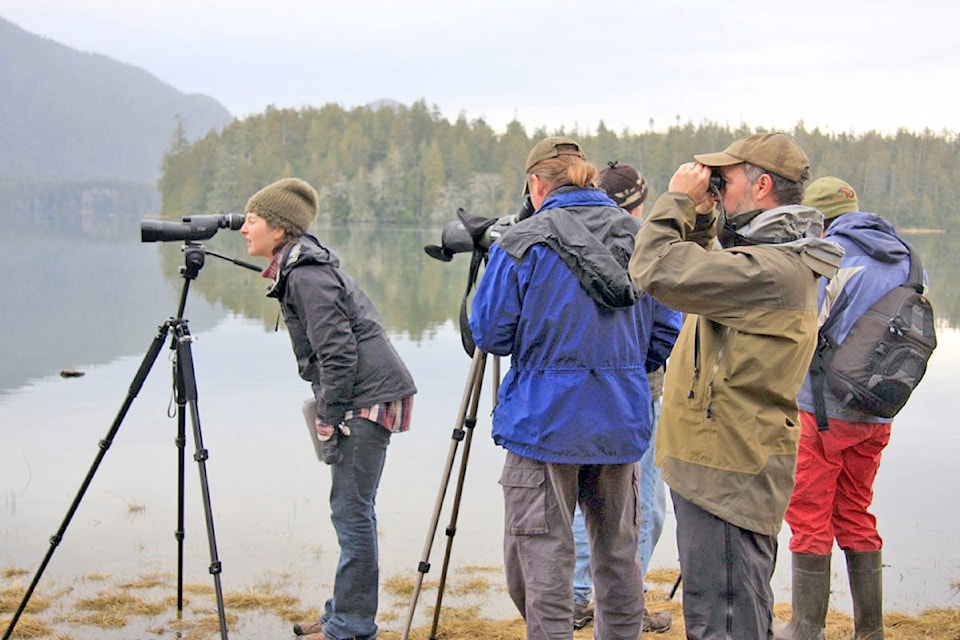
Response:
[573,398,665,606]
[321,417,390,640]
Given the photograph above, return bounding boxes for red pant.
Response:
[785,410,891,555]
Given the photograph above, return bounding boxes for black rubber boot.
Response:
[846,549,884,639]
[773,552,831,640]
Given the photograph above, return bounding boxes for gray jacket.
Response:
[267,234,416,425]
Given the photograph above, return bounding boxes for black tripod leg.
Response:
[3,322,171,640]
[667,572,682,600]
[400,348,488,640]
[174,341,188,614]
[173,322,229,640]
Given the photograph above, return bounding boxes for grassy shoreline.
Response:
[4,564,960,639]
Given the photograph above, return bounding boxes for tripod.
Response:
[400,346,499,640]
[3,242,260,640]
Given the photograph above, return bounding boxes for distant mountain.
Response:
[0,16,234,184]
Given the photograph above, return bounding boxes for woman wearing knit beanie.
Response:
[240,178,417,640]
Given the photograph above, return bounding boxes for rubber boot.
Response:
[846,550,884,639]
[773,552,831,640]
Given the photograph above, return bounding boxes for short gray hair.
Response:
[744,163,805,205]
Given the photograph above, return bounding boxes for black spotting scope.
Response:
[140,213,245,243]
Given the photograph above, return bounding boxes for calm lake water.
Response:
[1,224,958,636]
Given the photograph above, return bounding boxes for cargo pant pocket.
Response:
[499,454,549,536]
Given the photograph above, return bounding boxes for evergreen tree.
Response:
[155,103,959,231]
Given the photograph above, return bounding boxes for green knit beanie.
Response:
[245,177,318,235]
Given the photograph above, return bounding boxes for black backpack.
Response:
[810,242,937,429]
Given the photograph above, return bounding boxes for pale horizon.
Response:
[1,0,958,137]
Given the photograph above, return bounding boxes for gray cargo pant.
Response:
[672,490,778,640]
[500,451,644,640]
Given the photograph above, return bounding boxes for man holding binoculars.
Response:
[629,133,844,640]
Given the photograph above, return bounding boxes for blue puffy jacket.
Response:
[797,211,911,422]
[469,187,681,464]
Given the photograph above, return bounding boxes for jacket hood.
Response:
[281,233,340,272]
[499,187,639,308]
[733,204,824,245]
[724,204,844,278]
[826,210,908,264]
[267,233,340,299]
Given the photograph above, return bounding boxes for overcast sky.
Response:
[2,0,958,136]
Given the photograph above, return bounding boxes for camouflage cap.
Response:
[802,176,859,220]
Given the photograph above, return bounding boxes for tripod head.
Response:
[172,242,261,320]
[180,241,262,280]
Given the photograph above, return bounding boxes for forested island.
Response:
[159,99,958,231]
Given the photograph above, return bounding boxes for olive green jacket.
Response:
[629,192,843,535]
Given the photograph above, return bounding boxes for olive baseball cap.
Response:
[803,176,859,220]
[522,136,585,195]
[694,132,810,182]
[524,136,585,173]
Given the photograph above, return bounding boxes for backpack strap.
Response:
[810,331,832,431]
[459,247,487,356]
[903,240,924,294]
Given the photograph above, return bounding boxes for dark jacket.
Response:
[267,234,416,425]
[797,210,911,422]
[469,187,681,465]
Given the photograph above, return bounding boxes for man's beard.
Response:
[717,191,763,249]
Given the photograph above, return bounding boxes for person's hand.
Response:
[315,419,336,441]
[668,162,715,214]
[315,419,344,464]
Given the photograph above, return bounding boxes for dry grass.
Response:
[1,568,30,580]
[383,574,439,597]
[392,605,528,640]
[1,583,55,615]
[380,604,960,640]
[223,588,298,614]
[162,610,240,639]
[60,610,129,629]
[3,564,960,640]
[116,576,167,590]
[0,613,53,639]
[74,590,167,618]
[459,564,502,575]
[78,572,110,583]
[124,499,146,514]
[183,582,216,595]
[445,576,490,597]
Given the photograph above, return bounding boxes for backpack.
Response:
[810,242,937,429]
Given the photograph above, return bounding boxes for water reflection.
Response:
[2,227,956,401]
[0,224,475,397]
[159,228,959,335]
[156,224,474,342]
